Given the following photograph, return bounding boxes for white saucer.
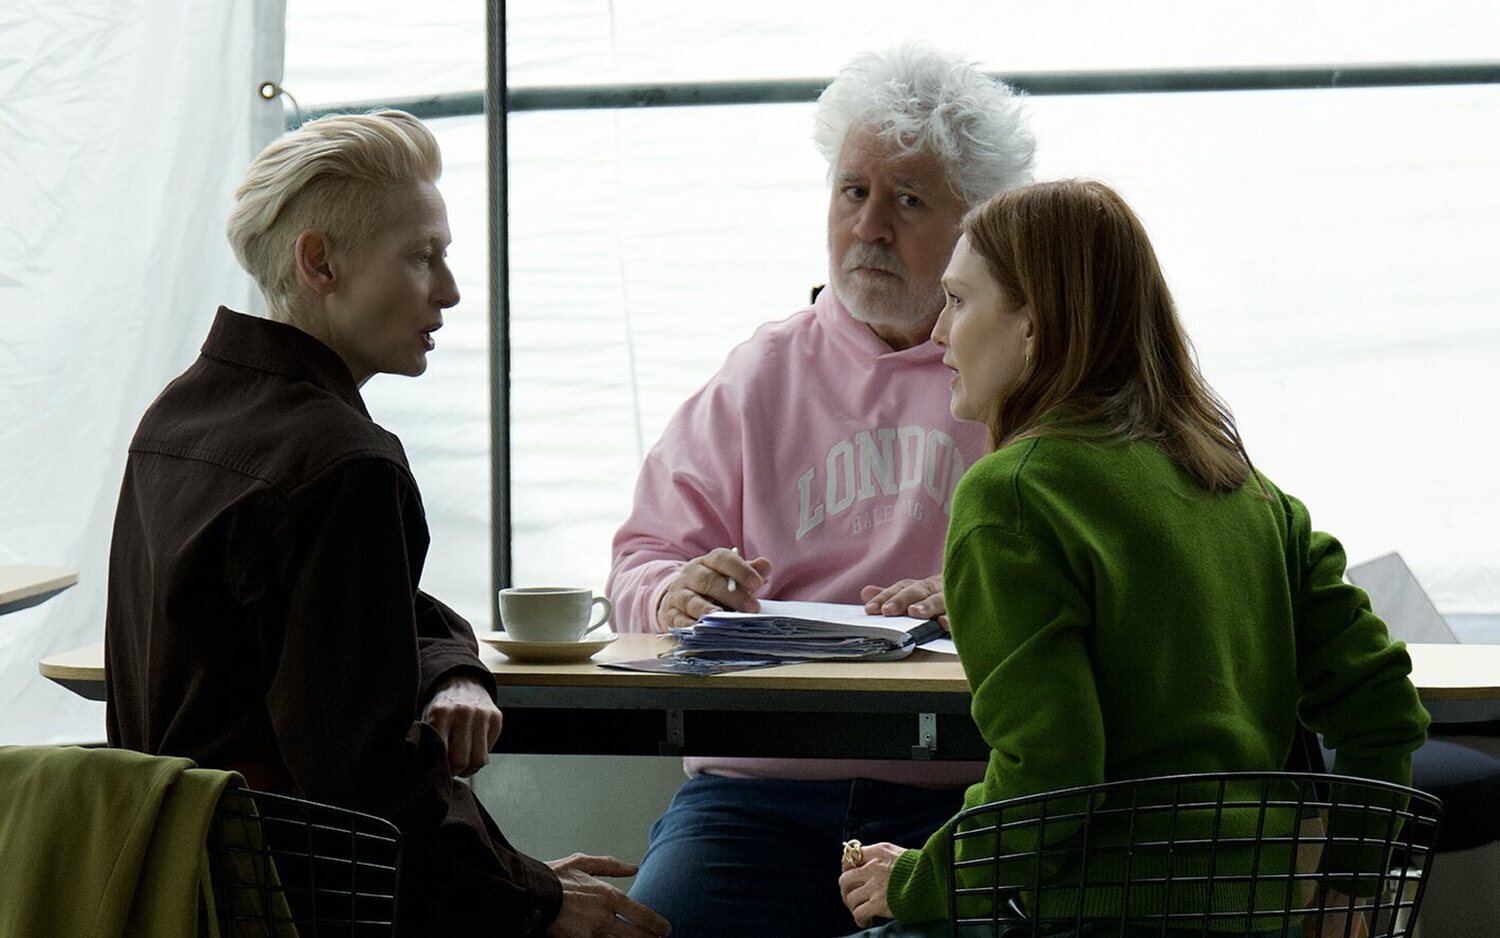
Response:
[480,632,618,663]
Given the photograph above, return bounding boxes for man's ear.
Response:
[292,230,337,296]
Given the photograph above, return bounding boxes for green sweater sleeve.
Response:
[887,522,1104,923]
[1283,494,1429,783]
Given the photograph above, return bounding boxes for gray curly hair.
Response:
[813,44,1035,206]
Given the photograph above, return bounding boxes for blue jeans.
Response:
[627,774,964,938]
[846,925,1290,937]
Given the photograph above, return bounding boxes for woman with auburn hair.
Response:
[837,179,1430,935]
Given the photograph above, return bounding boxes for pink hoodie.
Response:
[608,289,989,786]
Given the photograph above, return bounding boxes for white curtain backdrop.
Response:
[0,0,285,743]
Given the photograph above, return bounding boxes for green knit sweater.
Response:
[887,430,1430,924]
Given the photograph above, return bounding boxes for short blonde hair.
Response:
[226,110,441,314]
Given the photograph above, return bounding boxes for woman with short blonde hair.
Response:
[110,110,670,938]
[226,109,440,319]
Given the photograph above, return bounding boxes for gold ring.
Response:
[842,839,863,866]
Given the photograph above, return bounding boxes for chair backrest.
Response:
[208,788,402,937]
[948,771,1443,938]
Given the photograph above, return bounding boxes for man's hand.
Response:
[838,841,905,928]
[544,853,671,937]
[421,674,502,778]
[861,575,946,626]
[655,549,773,631]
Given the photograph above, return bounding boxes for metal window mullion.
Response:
[487,0,512,628]
[292,60,1500,127]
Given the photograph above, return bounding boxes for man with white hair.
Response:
[107,111,670,938]
[608,46,1035,936]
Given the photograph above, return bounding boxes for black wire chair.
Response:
[946,771,1443,938]
[207,788,402,937]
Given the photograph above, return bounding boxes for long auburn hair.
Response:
[964,179,1253,493]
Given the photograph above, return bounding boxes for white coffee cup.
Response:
[499,587,612,643]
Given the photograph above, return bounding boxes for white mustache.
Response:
[842,244,904,277]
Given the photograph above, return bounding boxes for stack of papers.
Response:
[668,599,944,662]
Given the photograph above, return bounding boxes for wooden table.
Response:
[0,565,77,616]
[39,636,1500,759]
[479,634,980,760]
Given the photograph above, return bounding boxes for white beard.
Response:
[829,242,942,336]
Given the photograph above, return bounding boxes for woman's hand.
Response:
[838,841,906,928]
[861,575,946,627]
[422,674,503,777]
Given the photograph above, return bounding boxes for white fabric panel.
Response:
[0,0,285,743]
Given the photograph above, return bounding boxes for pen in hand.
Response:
[726,546,740,593]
